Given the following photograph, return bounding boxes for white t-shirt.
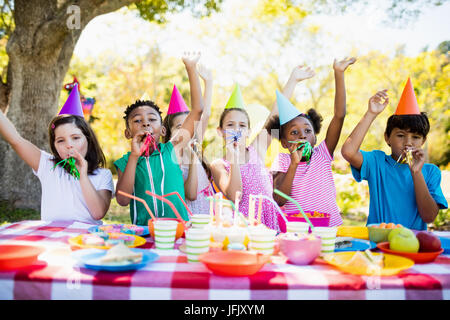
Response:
[33,151,114,225]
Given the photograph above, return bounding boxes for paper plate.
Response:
[322,251,414,276]
[335,239,376,252]
[88,225,149,236]
[377,242,444,264]
[68,234,146,250]
[0,245,45,270]
[72,248,159,272]
[199,251,270,277]
[337,226,369,240]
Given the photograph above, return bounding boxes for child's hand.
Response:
[197,63,213,82]
[182,51,201,68]
[409,148,426,174]
[368,90,389,115]
[69,147,88,178]
[333,57,356,73]
[289,65,315,83]
[130,131,148,158]
[288,142,303,166]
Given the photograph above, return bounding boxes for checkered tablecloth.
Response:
[0,220,449,300]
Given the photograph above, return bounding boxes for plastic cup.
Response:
[248,227,277,255]
[312,227,337,256]
[190,214,211,229]
[154,220,178,250]
[286,221,309,234]
[185,228,211,263]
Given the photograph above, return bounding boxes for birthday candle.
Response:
[257,195,263,225]
[234,191,241,227]
[249,195,256,226]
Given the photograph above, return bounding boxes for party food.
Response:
[98,224,145,235]
[335,237,353,249]
[343,249,384,269]
[100,243,143,264]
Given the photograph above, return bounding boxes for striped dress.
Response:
[270,140,343,227]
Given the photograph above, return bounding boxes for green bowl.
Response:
[368,225,393,243]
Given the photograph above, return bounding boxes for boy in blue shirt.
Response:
[341,79,448,230]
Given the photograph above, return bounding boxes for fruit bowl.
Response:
[367,223,401,243]
[377,242,444,263]
[278,234,321,265]
[198,251,270,276]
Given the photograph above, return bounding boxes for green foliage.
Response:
[431,208,450,231]
[0,200,40,226]
[132,0,222,23]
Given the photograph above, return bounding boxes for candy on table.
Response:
[82,234,106,246]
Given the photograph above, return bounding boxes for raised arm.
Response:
[252,65,315,159]
[325,57,356,156]
[341,90,389,170]
[0,109,41,172]
[196,63,213,142]
[171,52,204,150]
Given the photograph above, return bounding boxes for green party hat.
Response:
[225,84,245,109]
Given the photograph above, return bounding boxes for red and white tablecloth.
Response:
[0,220,449,300]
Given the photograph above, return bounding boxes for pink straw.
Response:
[162,191,193,217]
[117,190,157,221]
[145,190,186,226]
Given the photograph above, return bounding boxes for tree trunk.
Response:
[0,0,137,210]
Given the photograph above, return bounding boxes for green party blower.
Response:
[273,189,315,232]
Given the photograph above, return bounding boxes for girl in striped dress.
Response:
[269,57,356,227]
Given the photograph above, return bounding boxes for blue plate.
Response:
[439,237,450,254]
[72,248,158,272]
[88,225,149,236]
[335,239,376,252]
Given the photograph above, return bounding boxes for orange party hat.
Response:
[394,77,420,115]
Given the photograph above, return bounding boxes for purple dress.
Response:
[221,146,280,231]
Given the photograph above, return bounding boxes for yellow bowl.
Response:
[337,226,369,240]
[322,251,414,276]
[68,234,146,250]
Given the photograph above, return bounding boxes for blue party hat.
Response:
[276,90,301,125]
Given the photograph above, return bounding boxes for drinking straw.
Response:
[273,189,315,231]
[162,191,193,217]
[250,194,288,225]
[117,190,157,221]
[206,196,248,227]
[145,190,186,226]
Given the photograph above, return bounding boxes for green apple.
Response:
[389,228,419,253]
[388,227,404,242]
